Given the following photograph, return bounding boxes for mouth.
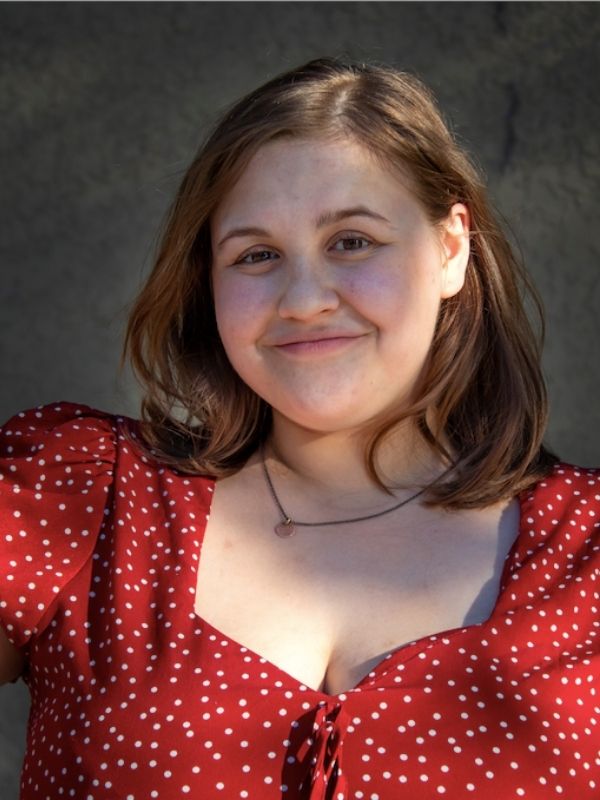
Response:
[271,334,367,356]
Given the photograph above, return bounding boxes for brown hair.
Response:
[121,56,558,509]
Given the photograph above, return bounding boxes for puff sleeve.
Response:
[0,401,117,648]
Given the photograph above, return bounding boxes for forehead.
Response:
[210,137,420,232]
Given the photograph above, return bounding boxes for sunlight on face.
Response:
[210,137,469,435]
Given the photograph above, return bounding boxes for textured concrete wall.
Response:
[1,2,599,794]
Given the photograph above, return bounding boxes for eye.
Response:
[331,235,372,253]
[234,248,279,266]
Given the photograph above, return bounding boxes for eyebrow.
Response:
[216,205,391,249]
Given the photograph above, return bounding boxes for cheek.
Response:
[344,254,443,346]
[212,275,270,352]
[341,259,421,321]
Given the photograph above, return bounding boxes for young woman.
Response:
[1,57,598,799]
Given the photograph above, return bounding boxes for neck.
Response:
[265,412,450,511]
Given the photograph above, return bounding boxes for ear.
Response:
[439,203,470,299]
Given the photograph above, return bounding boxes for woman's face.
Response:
[210,137,469,435]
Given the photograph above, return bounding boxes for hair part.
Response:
[121,56,558,509]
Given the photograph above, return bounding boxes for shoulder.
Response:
[0,398,216,498]
[524,461,600,510]
[0,400,125,501]
[0,399,159,471]
[0,400,120,459]
[519,460,600,555]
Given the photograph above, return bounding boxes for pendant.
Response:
[275,518,296,538]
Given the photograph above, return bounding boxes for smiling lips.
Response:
[270,332,368,356]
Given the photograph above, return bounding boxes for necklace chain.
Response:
[260,446,427,537]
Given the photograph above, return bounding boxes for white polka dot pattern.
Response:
[0,402,599,799]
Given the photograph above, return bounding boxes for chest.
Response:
[193,484,521,695]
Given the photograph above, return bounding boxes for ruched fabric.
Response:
[0,401,599,799]
[297,701,350,799]
[0,402,116,648]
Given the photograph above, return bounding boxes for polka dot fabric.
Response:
[1,402,599,800]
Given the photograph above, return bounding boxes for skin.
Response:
[0,137,508,695]
[0,138,506,696]
[0,134,480,689]
[201,141,520,695]
[210,135,470,497]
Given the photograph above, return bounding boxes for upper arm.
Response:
[0,624,25,685]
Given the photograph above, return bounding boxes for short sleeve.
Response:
[0,401,117,648]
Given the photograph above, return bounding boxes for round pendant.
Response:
[274,519,296,538]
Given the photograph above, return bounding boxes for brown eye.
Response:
[237,249,277,265]
[332,236,371,252]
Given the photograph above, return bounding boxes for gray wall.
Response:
[1,2,599,795]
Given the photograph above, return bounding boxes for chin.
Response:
[272,402,383,435]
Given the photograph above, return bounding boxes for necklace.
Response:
[260,447,428,538]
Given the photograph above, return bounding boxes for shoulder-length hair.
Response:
[121,56,558,509]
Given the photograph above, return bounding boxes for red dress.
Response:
[0,401,599,800]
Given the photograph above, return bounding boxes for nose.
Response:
[277,257,340,320]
